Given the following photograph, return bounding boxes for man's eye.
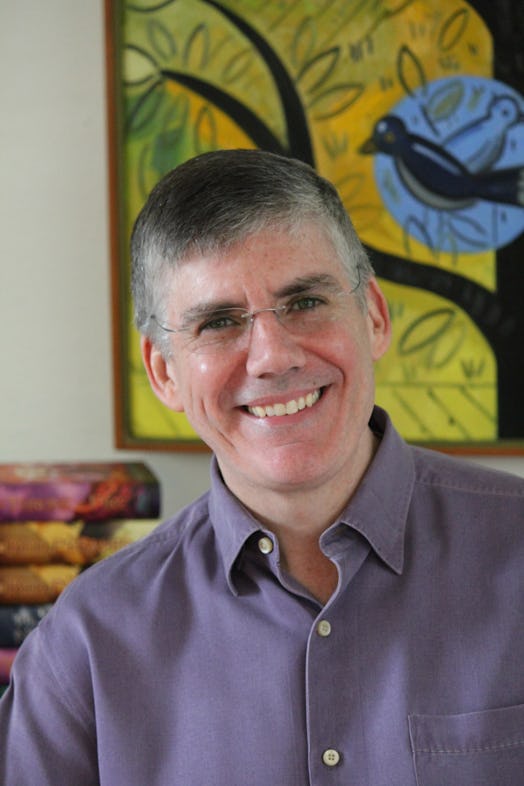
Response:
[288,295,326,312]
[199,311,243,332]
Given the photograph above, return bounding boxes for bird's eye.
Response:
[385,131,395,142]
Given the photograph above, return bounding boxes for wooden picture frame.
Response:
[105,0,524,453]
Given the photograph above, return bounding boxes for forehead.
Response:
[166,224,350,308]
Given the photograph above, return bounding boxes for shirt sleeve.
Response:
[0,611,98,785]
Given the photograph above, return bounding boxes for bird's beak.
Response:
[359,137,377,154]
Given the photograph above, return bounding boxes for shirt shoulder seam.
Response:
[415,474,524,498]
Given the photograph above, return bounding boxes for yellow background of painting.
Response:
[119,0,496,445]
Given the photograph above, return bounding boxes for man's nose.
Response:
[244,310,306,377]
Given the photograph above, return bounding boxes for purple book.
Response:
[0,462,160,522]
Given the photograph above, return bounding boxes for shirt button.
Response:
[316,619,332,637]
[257,536,274,555]
[322,748,341,767]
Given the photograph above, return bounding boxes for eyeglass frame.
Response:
[149,266,362,348]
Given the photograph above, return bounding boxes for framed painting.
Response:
[105,0,524,452]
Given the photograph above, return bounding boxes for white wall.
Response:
[1,2,522,521]
[0,1,212,516]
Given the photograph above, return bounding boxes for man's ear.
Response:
[140,336,185,412]
[365,277,392,361]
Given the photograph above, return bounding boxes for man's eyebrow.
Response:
[274,274,345,298]
[178,300,242,326]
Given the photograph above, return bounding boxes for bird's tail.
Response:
[475,166,524,207]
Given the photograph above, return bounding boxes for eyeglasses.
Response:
[150,270,361,355]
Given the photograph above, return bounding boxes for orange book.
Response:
[0,565,81,604]
[0,520,160,565]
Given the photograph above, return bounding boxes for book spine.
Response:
[0,565,80,604]
[0,603,53,647]
[0,520,160,565]
[0,464,160,522]
[0,482,160,522]
[0,648,17,682]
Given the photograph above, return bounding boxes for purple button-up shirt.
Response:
[1,407,523,785]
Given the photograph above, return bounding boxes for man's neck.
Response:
[223,430,380,604]
[277,529,339,605]
[244,481,349,605]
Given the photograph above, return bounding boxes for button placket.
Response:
[307,602,350,782]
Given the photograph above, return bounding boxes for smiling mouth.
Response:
[247,389,322,418]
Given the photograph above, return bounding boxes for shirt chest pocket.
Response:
[408,704,524,786]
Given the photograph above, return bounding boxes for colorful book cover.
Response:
[0,565,81,604]
[0,519,160,565]
[0,462,160,522]
[0,603,53,647]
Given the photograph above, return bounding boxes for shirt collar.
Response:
[208,460,263,595]
[208,406,415,593]
[333,406,414,575]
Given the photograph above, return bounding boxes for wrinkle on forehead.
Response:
[166,225,352,319]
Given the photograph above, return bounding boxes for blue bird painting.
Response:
[360,114,524,210]
[360,76,524,254]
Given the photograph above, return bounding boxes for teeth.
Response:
[286,400,298,415]
[248,389,321,418]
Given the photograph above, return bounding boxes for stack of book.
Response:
[0,462,161,696]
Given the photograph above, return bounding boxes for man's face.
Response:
[142,223,391,506]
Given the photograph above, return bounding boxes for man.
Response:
[1,149,523,785]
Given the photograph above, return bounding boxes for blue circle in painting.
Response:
[372,76,524,253]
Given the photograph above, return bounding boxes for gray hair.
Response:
[131,149,374,349]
